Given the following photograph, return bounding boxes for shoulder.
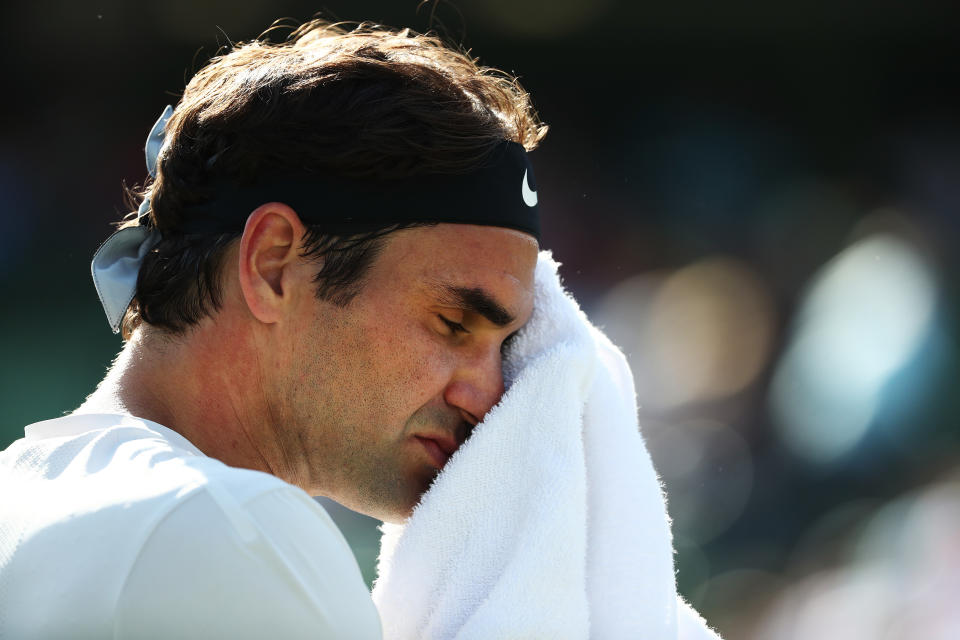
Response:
[93,416,382,638]
[3,414,381,638]
[113,482,382,638]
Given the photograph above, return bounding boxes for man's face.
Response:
[276,224,537,522]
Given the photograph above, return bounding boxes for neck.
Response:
[76,320,307,489]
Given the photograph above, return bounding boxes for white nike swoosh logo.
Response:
[522,169,538,207]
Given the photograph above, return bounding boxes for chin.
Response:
[341,489,422,524]
[347,503,412,525]
[379,511,411,525]
[335,468,435,523]
[369,496,421,524]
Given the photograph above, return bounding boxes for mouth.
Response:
[414,434,459,469]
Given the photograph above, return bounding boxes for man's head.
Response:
[112,20,546,522]
[122,19,546,338]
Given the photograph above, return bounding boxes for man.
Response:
[1,20,544,637]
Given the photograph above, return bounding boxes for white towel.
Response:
[372,252,721,639]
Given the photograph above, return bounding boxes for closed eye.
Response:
[439,315,469,335]
[500,330,520,355]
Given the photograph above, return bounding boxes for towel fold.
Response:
[373,252,721,639]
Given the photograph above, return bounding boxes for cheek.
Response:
[359,314,456,410]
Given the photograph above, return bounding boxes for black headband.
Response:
[175,141,540,241]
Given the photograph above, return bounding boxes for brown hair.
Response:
[120,19,547,339]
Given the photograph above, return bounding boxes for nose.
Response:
[443,344,506,425]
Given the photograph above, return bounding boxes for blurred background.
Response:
[2,1,958,637]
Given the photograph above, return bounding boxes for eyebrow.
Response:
[432,284,516,328]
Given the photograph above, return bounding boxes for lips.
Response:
[414,434,459,469]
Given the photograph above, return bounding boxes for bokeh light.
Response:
[752,474,960,640]
[595,256,776,410]
[770,227,939,464]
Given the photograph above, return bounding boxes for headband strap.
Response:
[91,105,541,334]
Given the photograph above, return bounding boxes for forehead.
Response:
[370,223,538,317]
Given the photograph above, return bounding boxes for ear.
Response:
[237,202,310,325]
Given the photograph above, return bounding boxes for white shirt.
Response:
[0,413,382,639]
